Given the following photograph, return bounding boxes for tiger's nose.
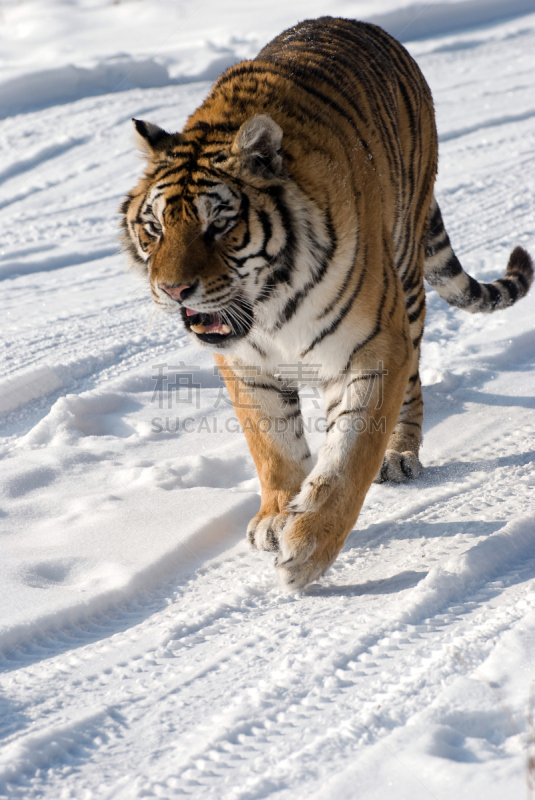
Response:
[158,281,198,302]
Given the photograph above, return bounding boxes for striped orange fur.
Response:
[121,17,533,589]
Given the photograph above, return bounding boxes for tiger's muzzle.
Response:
[179,299,254,347]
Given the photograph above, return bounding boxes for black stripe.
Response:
[347,374,376,387]
[412,329,424,349]
[326,407,366,433]
[301,249,368,357]
[408,296,425,324]
[485,283,502,308]
[497,278,518,303]
[513,272,529,292]
[466,276,483,302]
[185,120,240,135]
[257,209,273,253]
[427,202,442,235]
[248,339,267,358]
[405,289,423,310]
[342,290,387,371]
[256,189,296,297]
[217,63,351,131]
[326,396,342,416]
[239,380,280,392]
[275,208,337,327]
[428,253,463,282]
[403,266,422,295]
[285,409,302,420]
[359,261,389,347]
[318,256,355,320]
[425,232,450,258]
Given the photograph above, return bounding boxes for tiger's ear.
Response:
[231,114,285,178]
[132,119,183,157]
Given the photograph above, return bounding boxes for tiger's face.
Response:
[121,115,289,348]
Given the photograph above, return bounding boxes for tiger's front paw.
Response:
[374,449,422,483]
[247,511,289,552]
[275,511,340,591]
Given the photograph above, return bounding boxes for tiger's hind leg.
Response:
[375,349,424,483]
[376,226,427,483]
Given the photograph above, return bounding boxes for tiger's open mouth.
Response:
[180,301,253,345]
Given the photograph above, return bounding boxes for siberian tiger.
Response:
[121,17,533,589]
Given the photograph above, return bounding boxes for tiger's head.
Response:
[120,114,291,348]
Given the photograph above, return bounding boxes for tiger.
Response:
[120,17,533,590]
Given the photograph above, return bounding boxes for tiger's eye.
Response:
[211,218,228,230]
[145,220,162,236]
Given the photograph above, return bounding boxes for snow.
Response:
[1,0,535,797]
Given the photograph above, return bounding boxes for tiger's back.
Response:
[189,17,437,324]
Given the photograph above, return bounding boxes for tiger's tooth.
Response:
[190,324,206,333]
[221,324,231,334]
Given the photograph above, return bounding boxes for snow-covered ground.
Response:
[1,1,535,797]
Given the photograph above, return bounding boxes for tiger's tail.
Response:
[424,195,533,313]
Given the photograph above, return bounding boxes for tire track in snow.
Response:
[2,506,534,798]
[140,520,535,798]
